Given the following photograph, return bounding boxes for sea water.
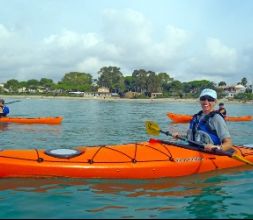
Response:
[0,98,253,218]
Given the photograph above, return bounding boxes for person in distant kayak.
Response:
[173,88,233,152]
[0,99,10,117]
[218,102,227,117]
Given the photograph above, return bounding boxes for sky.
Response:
[0,0,253,85]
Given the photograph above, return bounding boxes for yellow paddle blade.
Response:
[232,154,253,166]
[145,121,160,136]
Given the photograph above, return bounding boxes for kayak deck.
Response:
[0,141,253,179]
[0,116,63,124]
[167,112,253,123]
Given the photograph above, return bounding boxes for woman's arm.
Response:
[204,137,233,152]
[220,137,233,151]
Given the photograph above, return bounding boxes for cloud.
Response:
[187,38,238,76]
[44,30,101,50]
[77,57,119,74]
[148,25,190,68]
[182,38,253,84]
[100,9,191,73]
[0,9,252,85]
[0,24,12,41]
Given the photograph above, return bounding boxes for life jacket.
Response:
[218,107,227,117]
[188,110,225,145]
[1,106,10,117]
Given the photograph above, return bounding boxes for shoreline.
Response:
[1,94,253,104]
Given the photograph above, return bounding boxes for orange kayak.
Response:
[0,140,252,179]
[167,112,253,123]
[0,116,63,124]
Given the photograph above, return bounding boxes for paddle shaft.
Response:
[159,129,249,158]
[160,129,205,148]
[150,138,234,156]
[5,100,21,105]
[146,120,205,148]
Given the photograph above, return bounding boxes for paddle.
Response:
[5,100,21,105]
[149,138,228,156]
[145,120,253,166]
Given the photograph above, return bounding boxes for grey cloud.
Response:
[0,9,252,85]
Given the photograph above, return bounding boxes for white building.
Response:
[223,84,246,98]
[234,84,246,93]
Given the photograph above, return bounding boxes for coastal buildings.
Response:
[222,84,247,98]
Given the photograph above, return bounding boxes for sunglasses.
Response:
[200,96,215,102]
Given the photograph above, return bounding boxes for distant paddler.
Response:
[0,99,10,117]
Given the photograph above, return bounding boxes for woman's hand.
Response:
[204,144,222,152]
[172,132,180,139]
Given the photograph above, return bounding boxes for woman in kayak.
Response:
[218,102,227,117]
[0,99,10,117]
[173,88,233,152]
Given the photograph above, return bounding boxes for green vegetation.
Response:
[234,92,253,101]
[1,66,252,101]
[58,72,93,92]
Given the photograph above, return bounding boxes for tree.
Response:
[40,78,55,90]
[19,81,28,93]
[124,76,134,92]
[58,72,92,91]
[146,71,161,94]
[97,66,125,93]
[26,79,40,91]
[169,80,183,91]
[185,80,215,96]
[218,81,226,87]
[157,72,173,92]
[241,77,247,86]
[132,69,149,93]
[4,79,20,92]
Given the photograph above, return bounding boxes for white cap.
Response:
[199,88,217,99]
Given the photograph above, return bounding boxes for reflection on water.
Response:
[186,176,229,219]
[0,123,9,132]
[0,166,252,194]
[1,162,253,218]
[1,166,253,218]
